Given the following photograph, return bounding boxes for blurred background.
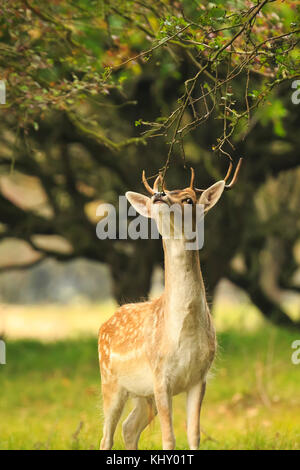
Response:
[0,0,299,450]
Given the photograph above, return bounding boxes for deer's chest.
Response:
[165,311,215,394]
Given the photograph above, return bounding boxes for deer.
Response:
[98,159,242,450]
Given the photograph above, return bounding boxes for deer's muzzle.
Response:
[153,192,167,204]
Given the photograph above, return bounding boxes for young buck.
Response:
[98,159,242,450]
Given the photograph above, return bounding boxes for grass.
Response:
[0,310,300,450]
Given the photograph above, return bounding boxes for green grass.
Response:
[0,326,300,449]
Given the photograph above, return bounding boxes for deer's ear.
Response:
[126,191,152,218]
[198,181,225,213]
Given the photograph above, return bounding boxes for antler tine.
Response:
[224,160,233,183]
[193,159,241,194]
[190,167,195,189]
[224,158,243,190]
[153,174,162,193]
[190,167,206,194]
[142,170,155,195]
[194,187,205,194]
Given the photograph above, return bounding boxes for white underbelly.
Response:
[117,363,154,396]
[110,347,153,396]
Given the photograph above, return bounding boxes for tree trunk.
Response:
[108,240,160,305]
[228,269,300,331]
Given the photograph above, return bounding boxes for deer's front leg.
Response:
[153,379,175,450]
[186,381,206,450]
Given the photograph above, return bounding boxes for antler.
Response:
[143,159,242,195]
[142,171,162,195]
[192,158,241,194]
[189,167,205,194]
[224,158,243,190]
[189,167,195,189]
[142,170,154,195]
[153,174,161,192]
[223,160,233,183]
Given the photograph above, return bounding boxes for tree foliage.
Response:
[1,1,299,157]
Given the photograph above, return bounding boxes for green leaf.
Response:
[135,119,142,127]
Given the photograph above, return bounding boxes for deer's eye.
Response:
[182,198,193,204]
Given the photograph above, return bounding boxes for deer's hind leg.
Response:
[100,381,128,450]
[122,397,157,450]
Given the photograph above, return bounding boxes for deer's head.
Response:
[126,159,242,241]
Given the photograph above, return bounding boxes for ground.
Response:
[0,300,299,450]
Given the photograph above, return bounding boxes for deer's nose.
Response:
[153,192,166,202]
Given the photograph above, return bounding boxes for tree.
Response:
[0,0,300,328]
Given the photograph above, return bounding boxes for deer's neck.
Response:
[163,239,208,339]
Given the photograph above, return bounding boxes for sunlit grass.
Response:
[0,300,116,341]
[0,305,299,449]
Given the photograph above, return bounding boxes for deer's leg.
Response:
[153,381,175,450]
[186,381,206,450]
[100,382,128,450]
[122,397,157,450]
